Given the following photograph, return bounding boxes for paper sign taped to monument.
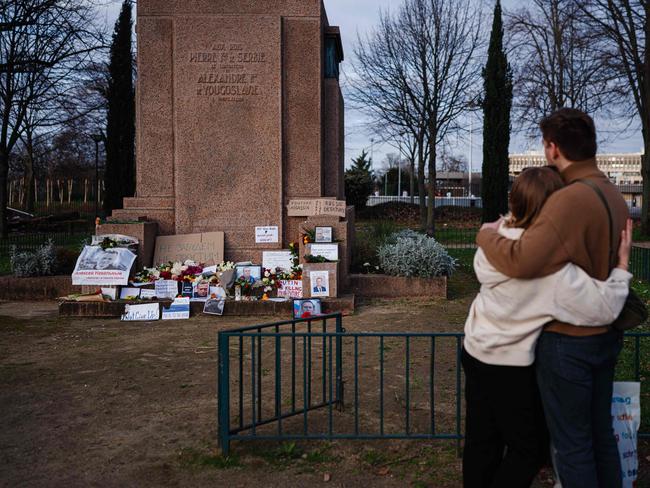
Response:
[153,232,224,266]
[263,251,293,272]
[255,226,279,244]
[287,199,346,217]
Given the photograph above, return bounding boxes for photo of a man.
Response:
[293,299,322,319]
[96,250,128,271]
[313,277,326,293]
[310,271,329,297]
[72,245,137,286]
[235,265,262,284]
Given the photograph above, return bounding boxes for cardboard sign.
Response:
[155,280,179,299]
[122,303,160,321]
[278,280,303,299]
[153,232,224,266]
[162,297,190,320]
[262,251,293,272]
[309,244,339,261]
[287,199,346,217]
[255,226,279,244]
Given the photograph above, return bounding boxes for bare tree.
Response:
[507,0,620,133]
[439,150,468,173]
[578,0,649,233]
[0,0,102,235]
[350,0,483,234]
[350,9,430,227]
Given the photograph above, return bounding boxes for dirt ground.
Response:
[0,271,647,487]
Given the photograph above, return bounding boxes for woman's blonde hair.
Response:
[506,167,565,229]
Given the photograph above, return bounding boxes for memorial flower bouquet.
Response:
[134,260,204,283]
[261,269,280,293]
[234,275,262,297]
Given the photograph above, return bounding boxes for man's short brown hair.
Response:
[539,108,597,161]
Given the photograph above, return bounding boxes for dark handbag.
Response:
[577,179,648,330]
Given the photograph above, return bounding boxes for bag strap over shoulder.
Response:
[574,179,616,270]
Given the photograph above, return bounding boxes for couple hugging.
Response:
[463,108,633,488]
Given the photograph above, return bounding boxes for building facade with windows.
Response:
[509,152,644,209]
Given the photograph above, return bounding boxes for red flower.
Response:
[160,271,172,280]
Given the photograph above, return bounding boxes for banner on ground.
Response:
[72,246,136,286]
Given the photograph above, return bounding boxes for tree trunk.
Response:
[425,141,436,236]
[0,149,9,237]
[409,155,415,205]
[417,142,426,231]
[24,130,35,212]
[641,138,650,236]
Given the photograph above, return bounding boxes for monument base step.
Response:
[123,196,175,209]
[58,295,355,318]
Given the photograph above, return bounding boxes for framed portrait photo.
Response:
[314,226,333,243]
[203,298,225,316]
[309,270,330,297]
[235,265,262,284]
[293,298,322,320]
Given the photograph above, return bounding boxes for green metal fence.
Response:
[217,314,649,456]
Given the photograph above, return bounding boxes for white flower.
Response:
[264,286,272,292]
[264,271,270,278]
[171,263,183,276]
[153,270,161,279]
[184,259,195,266]
[181,265,188,271]
[363,262,371,267]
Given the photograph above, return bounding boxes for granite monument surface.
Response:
[105,0,349,270]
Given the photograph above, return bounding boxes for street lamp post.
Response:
[92,134,103,218]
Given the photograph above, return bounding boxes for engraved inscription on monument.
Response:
[189,42,267,102]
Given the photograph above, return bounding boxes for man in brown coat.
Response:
[477,108,628,487]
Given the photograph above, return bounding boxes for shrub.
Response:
[378,231,456,278]
[10,240,58,277]
[351,220,399,273]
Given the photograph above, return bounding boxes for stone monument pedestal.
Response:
[104,0,351,284]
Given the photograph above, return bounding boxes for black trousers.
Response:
[462,348,549,488]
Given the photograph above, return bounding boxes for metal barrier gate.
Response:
[217,313,649,456]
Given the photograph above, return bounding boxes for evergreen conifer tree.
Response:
[104,0,135,215]
[345,150,374,210]
[481,0,512,222]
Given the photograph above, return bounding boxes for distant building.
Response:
[509,151,643,184]
[509,151,644,209]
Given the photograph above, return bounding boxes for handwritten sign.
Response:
[255,226,279,244]
[613,381,640,487]
[122,303,160,321]
[262,251,293,272]
[278,280,303,299]
[155,280,179,299]
[287,199,347,218]
[153,232,224,266]
[309,244,339,261]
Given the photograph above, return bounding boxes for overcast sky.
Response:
[100,0,643,173]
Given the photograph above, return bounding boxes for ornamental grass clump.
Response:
[10,240,58,277]
[378,230,456,278]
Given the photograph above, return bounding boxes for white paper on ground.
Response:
[121,303,160,321]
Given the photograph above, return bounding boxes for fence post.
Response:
[335,314,344,408]
[217,332,231,456]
